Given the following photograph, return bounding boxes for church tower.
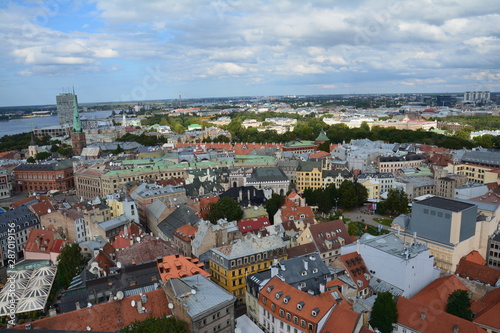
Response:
[70,89,86,156]
[28,132,38,158]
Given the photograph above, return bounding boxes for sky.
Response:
[1,0,500,106]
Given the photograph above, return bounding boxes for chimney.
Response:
[356,240,360,254]
[303,259,308,271]
[420,312,426,320]
[453,324,459,333]
[239,189,243,202]
[271,262,279,277]
[319,283,325,293]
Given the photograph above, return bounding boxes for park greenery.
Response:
[265,193,285,224]
[207,197,243,224]
[370,292,398,333]
[446,290,473,321]
[303,181,368,213]
[376,188,410,216]
[55,243,86,289]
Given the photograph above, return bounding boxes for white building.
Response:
[342,233,440,298]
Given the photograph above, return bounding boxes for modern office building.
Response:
[56,91,77,126]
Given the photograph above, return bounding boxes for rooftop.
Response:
[212,233,286,259]
[169,275,235,319]
[157,254,209,282]
[415,196,475,212]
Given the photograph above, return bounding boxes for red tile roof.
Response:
[15,288,171,332]
[397,297,485,333]
[24,229,65,254]
[309,151,330,159]
[412,275,469,311]
[309,220,352,254]
[173,224,198,242]
[11,195,51,209]
[320,304,361,333]
[464,250,486,265]
[115,236,178,266]
[29,200,55,217]
[455,258,500,287]
[339,252,370,290]
[157,254,210,282]
[259,277,336,332]
[475,302,500,331]
[280,206,314,221]
[469,192,500,205]
[238,217,270,234]
[93,250,116,274]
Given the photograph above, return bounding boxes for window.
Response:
[301,319,306,328]
[271,303,276,312]
[279,309,284,317]
[286,313,291,321]
[263,297,267,305]
[293,316,298,324]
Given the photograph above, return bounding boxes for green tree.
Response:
[377,188,409,216]
[114,144,124,154]
[121,316,187,333]
[265,193,285,224]
[369,292,398,333]
[446,290,473,321]
[338,180,358,208]
[35,151,51,161]
[26,156,36,163]
[353,181,368,206]
[50,144,59,152]
[55,243,86,289]
[207,197,243,224]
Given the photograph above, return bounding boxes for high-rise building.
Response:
[56,92,78,126]
[70,90,87,156]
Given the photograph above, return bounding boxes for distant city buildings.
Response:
[56,91,77,126]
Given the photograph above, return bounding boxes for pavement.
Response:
[340,206,394,231]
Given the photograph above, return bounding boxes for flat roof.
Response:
[416,196,475,212]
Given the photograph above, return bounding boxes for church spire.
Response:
[72,87,82,134]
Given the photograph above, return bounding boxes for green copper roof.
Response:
[72,89,82,134]
[315,129,329,142]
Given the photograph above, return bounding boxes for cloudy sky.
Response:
[1,0,500,106]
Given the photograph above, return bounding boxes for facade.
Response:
[434,168,467,199]
[399,196,484,272]
[282,140,318,153]
[41,209,86,242]
[172,224,197,257]
[342,233,440,298]
[245,167,290,197]
[446,163,500,184]
[377,154,426,173]
[0,169,12,199]
[106,192,138,222]
[74,166,105,200]
[464,90,490,103]
[0,206,41,265]
[56,92,77,126]
[295,161,323,192]
[129,183,187,225]
[322,169,353,189]
[14,160,75,192]
[357,172,395,200]
[258,276,336,333]
[23,229,65,264]
[191,219,241,258]
[297,220,352,264]
[164,275,236,333]
[487,232,500,269]
[208,233,287,301]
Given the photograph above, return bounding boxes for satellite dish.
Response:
[117,262,122,269]
[191,289,196,295]
[87,303,92,308]
[136,237,141,243]
[168,303,174,309]
[47,209,51,214]
[131,300,136,307]
[116,291,124,300]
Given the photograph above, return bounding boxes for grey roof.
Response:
[0,206,39,234]
[369,277,404,296]
[98,215,128,232]
[248,167,288,182]
[416,196,475,212]
[322,169,353,178]
[157,205,200,239]
[276,253,330,295]
[297,160,322,172]
[462,150,500,167]
[357,233,429,260]
[147,199,167,221]
[14,159,74,171]
[358,172,395,179]
[169,275,235,320]
[79,236,107,251]
[130,183,185,200]
[212,234,286,259]
[391,214,410,229]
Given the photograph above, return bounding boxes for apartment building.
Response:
[377,154,426,173]
[208,233,287,301]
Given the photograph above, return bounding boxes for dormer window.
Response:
[297,301,304,310]
[276,291,283,300]
[312,268,318,273]
[311,307,320,317]
[283,296,290,304]
[301,271,307,276]
[267,286,274,293]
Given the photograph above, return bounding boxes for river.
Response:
[0,110,114,138]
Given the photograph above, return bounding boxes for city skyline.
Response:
[1,0,500,106]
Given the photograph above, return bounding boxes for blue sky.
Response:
[1,0,500,106]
